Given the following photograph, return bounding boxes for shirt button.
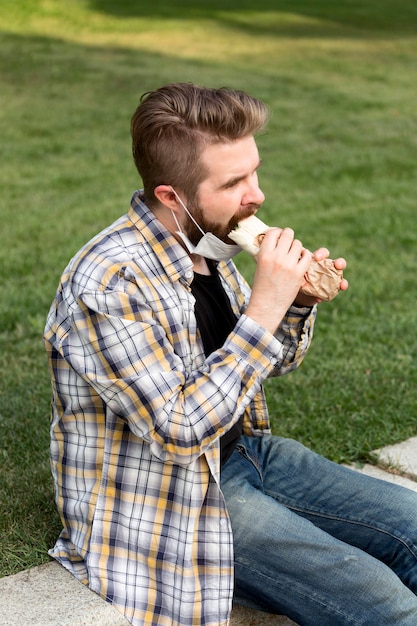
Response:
[270,357,278,365]
[184,270,193,280]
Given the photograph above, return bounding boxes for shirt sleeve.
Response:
[53,287,285,466]
[270,304,317,377]
[219,259,316,380]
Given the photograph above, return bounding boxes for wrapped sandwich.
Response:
[228,215,343,302]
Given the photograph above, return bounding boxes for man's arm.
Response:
[48,286,284,466]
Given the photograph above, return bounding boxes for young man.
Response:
[44,83,417,626]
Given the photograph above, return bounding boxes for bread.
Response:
[228,215,271,256]
[228,215,343,302]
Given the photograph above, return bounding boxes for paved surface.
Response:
[374,435,417,479]
[0,562,130,626]
[1,437,416,626]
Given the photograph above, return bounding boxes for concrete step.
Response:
[373,435,417,480]
[1,438,416,626]
[0,562,130,626]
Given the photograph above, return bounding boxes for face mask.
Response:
[170,187,242,262]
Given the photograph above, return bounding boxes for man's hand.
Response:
[245,228,313,333]
[294,247,348,307]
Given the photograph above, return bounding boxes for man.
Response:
[44,83,417,626]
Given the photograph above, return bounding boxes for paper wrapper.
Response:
[301,258,343,302]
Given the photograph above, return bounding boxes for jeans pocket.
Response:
[235,441,262,479]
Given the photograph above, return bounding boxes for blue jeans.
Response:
[220,434,417,625]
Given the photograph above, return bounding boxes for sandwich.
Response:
[228,215,343,302]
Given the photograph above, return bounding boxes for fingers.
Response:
[333,257,347,271]
[312,247,330,262]
[329,256,348,290]
[260,227,292,251]
[339,278,349,291]
[312,248,347,271]
[262,233,349,299]
[261,228,311,264]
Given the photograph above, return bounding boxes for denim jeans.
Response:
[220,434,417,625]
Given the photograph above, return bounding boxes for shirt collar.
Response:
[128,190,194,284]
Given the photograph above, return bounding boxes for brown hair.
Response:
[130,83,269,205]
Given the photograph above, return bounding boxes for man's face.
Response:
[184,135,265,245]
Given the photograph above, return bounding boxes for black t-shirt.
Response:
[190,266,244,466]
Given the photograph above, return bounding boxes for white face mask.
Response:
[170,187,242,262]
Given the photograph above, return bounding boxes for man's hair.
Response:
[130,83,269,205]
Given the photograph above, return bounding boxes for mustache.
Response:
[226,204,262,232]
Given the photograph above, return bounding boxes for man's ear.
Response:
[154,185,181,212]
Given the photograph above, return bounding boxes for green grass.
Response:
[1,0,417,577]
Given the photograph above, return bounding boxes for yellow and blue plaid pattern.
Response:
[44,191,316,626]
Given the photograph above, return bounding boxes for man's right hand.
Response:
[245,227,312,334]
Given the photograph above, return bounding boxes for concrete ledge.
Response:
[374,436,417,480]
[344,463,417,491]
[0,562,130,626]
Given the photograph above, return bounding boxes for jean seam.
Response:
[280,500,417,561]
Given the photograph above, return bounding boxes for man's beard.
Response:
[184,201,261,246]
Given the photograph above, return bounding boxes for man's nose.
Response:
[244,182,265,207]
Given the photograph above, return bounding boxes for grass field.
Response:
[1,0,417,577]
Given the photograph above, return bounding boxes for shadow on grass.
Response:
[87,0,417,36]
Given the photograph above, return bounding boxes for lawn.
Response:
[1,0,417,577]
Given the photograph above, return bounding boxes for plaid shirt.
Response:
[44,191,316,626]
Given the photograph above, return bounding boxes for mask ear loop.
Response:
[170,186,205,237]
[170,208,183,233]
